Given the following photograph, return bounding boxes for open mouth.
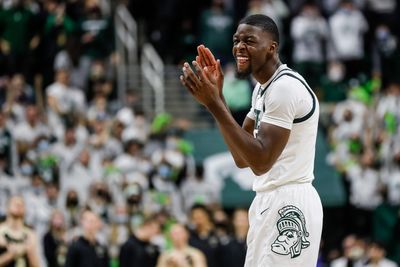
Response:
[236,56,249,65]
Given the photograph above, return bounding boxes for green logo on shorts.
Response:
[271,205,310,258]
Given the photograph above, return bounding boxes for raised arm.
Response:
[194,45,252,168]
[180,49,289,176]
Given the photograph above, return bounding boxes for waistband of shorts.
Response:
[255,181,312,195]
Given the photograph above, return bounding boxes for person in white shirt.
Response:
[13,105,49,148]
[331,234,366,267]
[46,69,86,116]
[328,0,369,79]
[291,2,328,89]
[362,241,398,267]
[180,14,322,267]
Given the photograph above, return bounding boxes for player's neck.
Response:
[255,57,282,84]
[6,217,24,230]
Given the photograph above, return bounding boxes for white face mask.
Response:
[20,164,33,176]
[328,64,345,82]
[349,246,365,260]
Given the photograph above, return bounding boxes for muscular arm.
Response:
[181,45,290,175]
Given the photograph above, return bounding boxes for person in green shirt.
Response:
[0,0,37,75]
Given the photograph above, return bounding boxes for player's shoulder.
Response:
[270,69,306,94]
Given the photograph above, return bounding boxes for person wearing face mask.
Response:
[362,241,397,267]
[63,190,81,228]
[331,234,366,267]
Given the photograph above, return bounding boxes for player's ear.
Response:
[269,41,278,53]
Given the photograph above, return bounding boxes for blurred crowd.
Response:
[0,0,400,266]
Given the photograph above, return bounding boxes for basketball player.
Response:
[180,14,323,267]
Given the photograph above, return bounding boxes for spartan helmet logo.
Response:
[271,205,310,258]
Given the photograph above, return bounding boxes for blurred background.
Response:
[0,0,399,266]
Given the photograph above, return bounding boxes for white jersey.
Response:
[247,64,319,192]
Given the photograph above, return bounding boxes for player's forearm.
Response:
[218,95,249,167]
[206,100,271,175]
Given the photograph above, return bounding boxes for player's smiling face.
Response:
[232,24,276,79]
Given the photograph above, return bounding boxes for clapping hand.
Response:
[180,45,224,108]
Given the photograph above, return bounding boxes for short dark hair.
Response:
[239,14,280,44]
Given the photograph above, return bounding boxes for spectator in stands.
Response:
[60,148,98,205]
[330,234,366,267]
[328,92,368,171]
[157,223,207,267]
[0,0,38,77]
[86,181,113,222]
[88,115,122,159]
[54,35,91,91]
[246,0,289,44]
[188,204,221,267]
[346,151,382,236]
[0,111,17,176]
[364,0,398,33]
[328,0,369,79]
[0,196,40,267]
[46,68,86,120]
[62,189,81,228]
[65,210,109,267]
[362,240,398,267]
[3,74,35,123]
[199,0,234,64]
[41,0,77,87]
[23,172,52,241]
[290,2,328,90]
[43,209,68,267]
[371,24,400,86]
[51,125,83,170]
[13,105,49,153]
[80,0,114,60]
[107,204,129,263]
[212,207,230,239]
[181,164,220,212]
[114,139,149,188]
[219,208,248,267]
[221,63,252,124]
[119,215,161,267]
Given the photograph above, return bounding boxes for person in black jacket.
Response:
[188,204,221,267]
[43,210,68,267]
[219,209,249,267]
[119,215,161,267]
[64,210,109,267]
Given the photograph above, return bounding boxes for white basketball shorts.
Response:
[244,182,323,267]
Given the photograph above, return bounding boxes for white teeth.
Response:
[237,57,248,60]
